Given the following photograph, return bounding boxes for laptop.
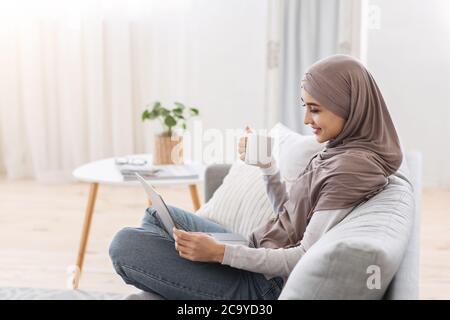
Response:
[135,173,249,246]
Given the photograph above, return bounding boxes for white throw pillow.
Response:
[270,123,325,191]
[196,124,324,237]
[197,162,276,237]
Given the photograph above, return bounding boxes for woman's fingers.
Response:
[173,227,198,250]
[178,250,192,260]
[238,137,247,148]
[175,240,194,260]
[175,241,192,252]
[174,228,209,241]
[175,236,194,248]
[177,246,188,256]
[173,227,193,240]
[238,136,247,161]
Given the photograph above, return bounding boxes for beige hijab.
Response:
[251,55,403,249]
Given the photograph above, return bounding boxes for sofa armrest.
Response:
[204,164,232,202]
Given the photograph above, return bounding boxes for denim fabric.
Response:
[109,205,284,300]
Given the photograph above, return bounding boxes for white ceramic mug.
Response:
[245,134,273,165]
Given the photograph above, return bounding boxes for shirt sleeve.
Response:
[258,159,289,214]
[259,158,279,176]
[221,207,353,278]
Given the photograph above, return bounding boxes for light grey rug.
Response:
[0,287,125,300]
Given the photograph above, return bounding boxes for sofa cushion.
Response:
[196,162,275,237]
[278,170,415,300]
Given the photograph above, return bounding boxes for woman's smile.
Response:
[302,88,346,143]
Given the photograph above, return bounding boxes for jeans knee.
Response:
[146,207,157,216]
[109,227,138,265]
[142,207,160,225]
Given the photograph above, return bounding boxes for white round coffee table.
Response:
[68,154,204,289]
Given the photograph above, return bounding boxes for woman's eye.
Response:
[310,109,319,113]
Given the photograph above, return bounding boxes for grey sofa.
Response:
[204,152,421,300]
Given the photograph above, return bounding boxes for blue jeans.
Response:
[109,205,284,300]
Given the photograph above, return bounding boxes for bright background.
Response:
[1,0,449,186]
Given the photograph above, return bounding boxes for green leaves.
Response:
[142,101,162,121]
[141,109,151,121]
[174,102,186,110]
[153,101,162,110]
[141,101,200,135]
[164,115,176,128]
[190,108,199,116]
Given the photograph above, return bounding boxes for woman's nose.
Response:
[304,110,313,125]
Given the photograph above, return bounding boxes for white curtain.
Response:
[0,0,191,182]
[278,0,362,134]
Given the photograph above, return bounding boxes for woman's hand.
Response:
[238,125,252,162]
[173,227,225,263]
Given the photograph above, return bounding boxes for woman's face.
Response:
[302,88,346,143]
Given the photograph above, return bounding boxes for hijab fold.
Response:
[250,55,403,249]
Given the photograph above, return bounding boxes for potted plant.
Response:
[141,101,199,165]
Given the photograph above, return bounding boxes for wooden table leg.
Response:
[189,184,201,211]
[69,182,99,289]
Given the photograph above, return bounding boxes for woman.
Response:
[109,54,403,300]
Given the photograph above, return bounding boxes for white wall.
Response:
[185,0,268,132]
[147,0,269,134]
[366,0,450,187]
